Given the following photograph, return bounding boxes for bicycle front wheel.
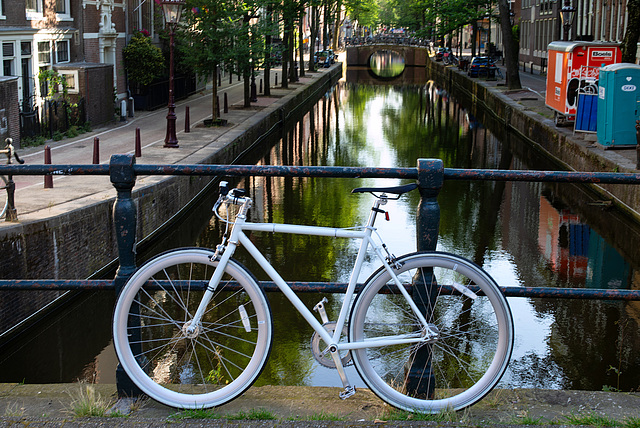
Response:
[113,248,273,409]
[349,252,513,413]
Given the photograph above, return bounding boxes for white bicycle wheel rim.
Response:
[350,252,513,413]
[113,249,272,408]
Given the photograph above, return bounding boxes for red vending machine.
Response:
[545,41,621,125]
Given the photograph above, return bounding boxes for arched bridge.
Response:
[346,44,429,67]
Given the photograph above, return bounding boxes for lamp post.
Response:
[160,0,184,148]
[560,0,576,41]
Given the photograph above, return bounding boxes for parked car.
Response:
[467,56,497,77]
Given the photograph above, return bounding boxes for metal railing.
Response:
[3,155,640,394]
[2,155,640,302]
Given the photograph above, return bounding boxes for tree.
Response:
[179,0,239,122]
[496,0,521,89]
[621,0,640,63]
[123,32,164,88]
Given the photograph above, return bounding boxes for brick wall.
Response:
[56,63,115,126]
[0,77,21,147]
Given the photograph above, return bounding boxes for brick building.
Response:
[0,0,166,145]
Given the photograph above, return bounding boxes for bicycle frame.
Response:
[187,192,434,391]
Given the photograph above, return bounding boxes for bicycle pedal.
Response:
[339,386,356,400]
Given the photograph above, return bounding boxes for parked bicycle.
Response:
[1,138,25,219]
[113,181,514,413]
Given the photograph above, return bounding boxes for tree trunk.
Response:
[282,21,290,88]
[332,0,342,51]
[299,10,305,77]
[323,0,329,50]
[212,65,218,120]
[309,6,318,72]
[498,0,522,89]
[264,4,273,96]
[622,0,640,63]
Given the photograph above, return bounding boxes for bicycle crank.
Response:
[310,322,352,368]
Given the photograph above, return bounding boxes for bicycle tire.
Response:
[349,252,513,413]
[113,248,273,409]
[0,176,8,219]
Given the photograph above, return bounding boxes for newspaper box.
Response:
[545,41,621,125]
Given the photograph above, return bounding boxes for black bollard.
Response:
[185,106,190,133]
[135,128,141,157]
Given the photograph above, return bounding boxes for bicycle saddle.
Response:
[351,182,418,195]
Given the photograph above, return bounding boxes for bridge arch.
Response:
[345,44,429,67]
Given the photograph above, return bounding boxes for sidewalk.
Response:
[4,65,336,223]
[466,61,639,172]
[1,383,639,426]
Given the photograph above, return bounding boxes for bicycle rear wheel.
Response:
[349,252,513,413]
[113,248,273,409]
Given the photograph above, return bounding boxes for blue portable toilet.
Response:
[597,63,640,148]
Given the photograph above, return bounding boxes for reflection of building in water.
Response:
[537,195,630,289]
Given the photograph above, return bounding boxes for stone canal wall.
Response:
[0,66,342,336]
[425,59,640,222]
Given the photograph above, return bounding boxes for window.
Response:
[56,40,69,62]
[21,42,31,56]
[38,41,50,64]
[2,42,14,76]
[55,0,71,19]
[26,0,44,20]
[59,70,78,93]
[26,0,41,12]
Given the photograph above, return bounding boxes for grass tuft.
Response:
[66,385,114,417]
[3,403,25,418]
[563,412,619,427]
[224,408,277,420]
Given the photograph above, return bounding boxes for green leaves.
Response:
[122,33,164,86]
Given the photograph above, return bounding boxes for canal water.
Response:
[1,64,639,392]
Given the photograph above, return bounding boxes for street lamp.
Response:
[560,0,576,41]
[160,0,184,148]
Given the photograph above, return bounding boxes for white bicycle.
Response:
[113,181,514,413]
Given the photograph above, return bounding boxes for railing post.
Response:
[109,154,142,397]
[406,158,443,398]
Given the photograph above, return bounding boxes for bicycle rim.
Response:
[113,248,273,409]
[349,252,513,413]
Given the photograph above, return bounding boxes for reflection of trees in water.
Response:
[508,352,565,389]
[369,50,405,78]
[197,82,640,390]
[545,298,640,391]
